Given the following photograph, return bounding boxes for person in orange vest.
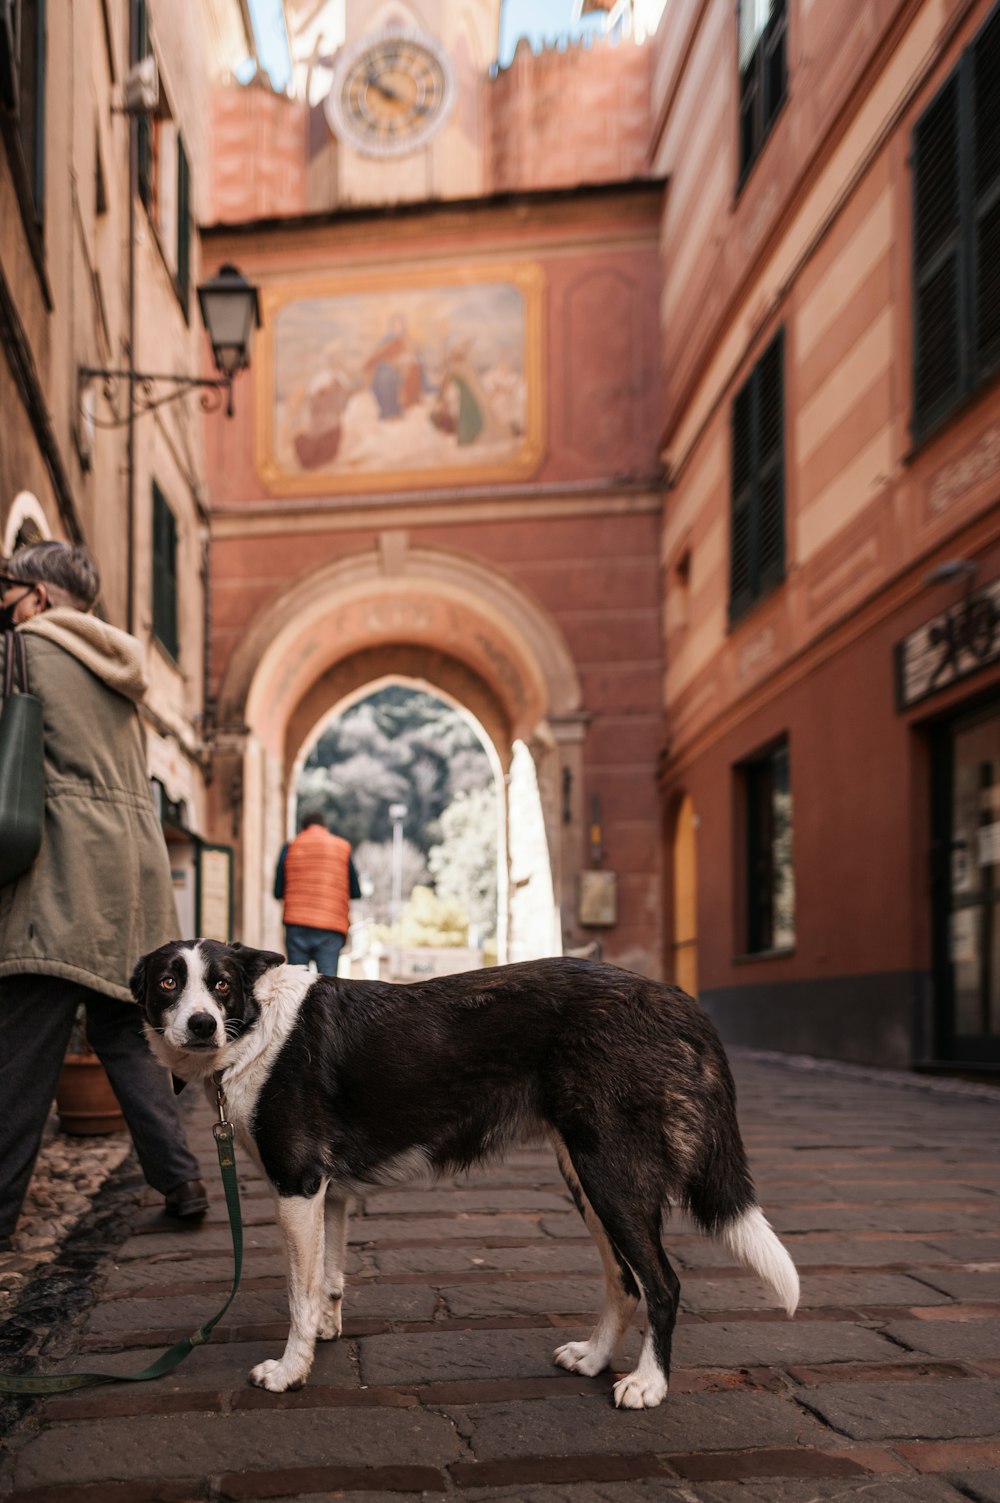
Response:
[273,813,362,975]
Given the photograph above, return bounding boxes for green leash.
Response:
[0,1092,243,1395]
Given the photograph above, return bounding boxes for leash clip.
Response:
[213,1071,233,1140]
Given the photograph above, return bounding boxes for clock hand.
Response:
[365,69,403,103]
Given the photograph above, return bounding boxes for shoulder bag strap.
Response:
[3,629,14,700]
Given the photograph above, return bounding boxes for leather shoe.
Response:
[164,1179,209,1219]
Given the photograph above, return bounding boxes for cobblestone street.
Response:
[1,1051,999,1502]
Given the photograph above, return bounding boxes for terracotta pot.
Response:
[55,1054,126,1135]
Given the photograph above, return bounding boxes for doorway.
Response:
[932,696,1000,1063]
[672,794,698,996]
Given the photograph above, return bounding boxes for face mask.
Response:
[0,588,34,632]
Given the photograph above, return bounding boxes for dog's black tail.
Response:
[683,1076,799,1317]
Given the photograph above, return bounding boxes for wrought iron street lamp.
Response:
[77,263,260,427]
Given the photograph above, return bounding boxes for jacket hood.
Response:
[20,609,148,703]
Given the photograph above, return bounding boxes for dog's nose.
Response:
[186,1011,218,1043]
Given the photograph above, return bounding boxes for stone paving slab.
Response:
[691,1482,967,1501]
[446,1390,826,1459]
[83,1279,437,1333]
[770,1207,999,1234]
[883,1318,1000,1359]
[357,1319,901,1386]
[672,1237,948,1269]
[12,1408,463,1489]
[954,1474,1000,1501]
[800,1378,1000,1440]
[372,1242,601,1276]
[680,1272,950,1312]
[361,1188,571,1214]
[349,1214,551,1242]
[913,1270,1000,1300]
[925,1236,1000,1260]
[36,1335,357,1393]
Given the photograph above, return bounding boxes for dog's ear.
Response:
[229,942,286,986]
[129,954,148,1010]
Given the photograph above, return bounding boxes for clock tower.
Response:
[316,1,500,209]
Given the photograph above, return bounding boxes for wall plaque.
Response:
[578,869,618,927]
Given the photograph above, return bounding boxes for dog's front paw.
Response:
[612,1369,668,1409]
[249,1357,309,1392]
[553,1339,609,1377]
[317,1292,342,1341]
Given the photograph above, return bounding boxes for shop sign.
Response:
[896,579,1000,710]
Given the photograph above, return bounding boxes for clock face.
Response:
[325,27,457,160]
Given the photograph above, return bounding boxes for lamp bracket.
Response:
[78,366,235,426]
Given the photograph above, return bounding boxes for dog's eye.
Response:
[214,978,231,994]
[159,977,177,992]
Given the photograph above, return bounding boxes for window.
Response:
[738,0,787,186]
[152,485,179,662]
[742,738,795,954]
[1,0,46,225]
[176,134,190,308]
[729,328,785,623]
[911,4,1000,443]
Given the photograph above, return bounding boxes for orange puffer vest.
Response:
[282,826,353,933]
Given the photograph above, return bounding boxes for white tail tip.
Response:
[722,1206,799,1316]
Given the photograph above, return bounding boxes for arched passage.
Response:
[671,793,698,996]
[288,673,511,964]
[213,542,586,960]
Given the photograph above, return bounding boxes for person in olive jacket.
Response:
[0,542,205,1249]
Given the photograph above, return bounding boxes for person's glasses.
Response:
[0,576,36,592]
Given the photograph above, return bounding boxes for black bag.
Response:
[0,630,45,886]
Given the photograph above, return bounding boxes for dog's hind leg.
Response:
[550,1131,639,1379]
[250,1190,327,1392]
[558,1138,679,1409]
[318,1193,350,1340]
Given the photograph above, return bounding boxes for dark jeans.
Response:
[0,974,202,1240]
[284,925,345,975]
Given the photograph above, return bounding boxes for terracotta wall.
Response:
[487,37,652,192]
[210,85,308,223]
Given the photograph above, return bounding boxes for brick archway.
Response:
[215,543,587,954]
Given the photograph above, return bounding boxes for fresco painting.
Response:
[258,268,544,493]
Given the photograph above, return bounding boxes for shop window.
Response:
[912,3,1000,444]
[737,0,787,187]
[741,737,795,954]
[729,328,785,624]
[152,484,179,662]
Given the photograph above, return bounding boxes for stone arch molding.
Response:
[222,543,583,749]
[224,543,587,956]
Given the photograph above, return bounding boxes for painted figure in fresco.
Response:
[291,365,353,470]
[430,342,505,447]
[363,315,428,420]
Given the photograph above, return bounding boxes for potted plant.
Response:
[55,1005,126,1135]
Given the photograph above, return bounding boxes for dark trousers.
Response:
[0,974,202,1240]
[284,924,345,975]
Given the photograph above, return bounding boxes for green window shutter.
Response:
[729,329,785,623]
[756,330,785,595]
[133,0,152,209]
[912,74,963,439]
[176,135,190,307]
[973,5,1000,384]
[729,381,755,621]
[152,485,179,662]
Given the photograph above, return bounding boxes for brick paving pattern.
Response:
[1,1052,999,1501]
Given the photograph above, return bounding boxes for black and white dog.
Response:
[131,940,798,1407]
